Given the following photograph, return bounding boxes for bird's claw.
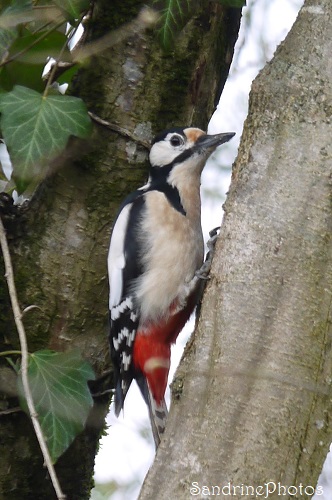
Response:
[196,227,220,280]
[207,226,220,251]
[195,263,211,281]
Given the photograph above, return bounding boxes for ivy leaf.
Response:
[18,350,95,463]
[54,0,90,22]
[0,85,92,192]
[0,30,69,92]
[152,0,194,51]
[0,0,33,61]
[56,64,80,86]
[2,0,32,9]
[216,0,246,7]
[0,25,17,63]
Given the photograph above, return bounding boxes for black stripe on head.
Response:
[150,135,201,175]
[166,147,196,168]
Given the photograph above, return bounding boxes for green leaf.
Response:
[0,85,92,191]
[153,0,192,50]
[216,0,246,7]
[56,64,79,86]
[3,0,32,9]
[0,29,69,92]
[0,1,33,61]
[54,0,89,22]
[6,355,20,372]
[18,350,95,463]
[0,0,33,32]
[0,0,32,17]
[0,25,17,62]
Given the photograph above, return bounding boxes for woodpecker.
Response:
[108,126,235,447]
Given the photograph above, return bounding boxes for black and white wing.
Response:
[108,193,146,415]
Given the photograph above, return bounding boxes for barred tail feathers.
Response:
[134,335,169,448]
[136,374,168,448]
[147,387,168,449]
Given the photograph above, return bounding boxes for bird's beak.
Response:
[195,132,235,152]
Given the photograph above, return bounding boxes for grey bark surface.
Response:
[139,0,332,498]
[0,1,241,498]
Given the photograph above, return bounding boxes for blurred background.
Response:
[91,1,332,498]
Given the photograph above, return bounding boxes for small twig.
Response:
[22,304,41,316]
[43,18,83,97]
[44,11,89,93]
[91,388,114,398]
[0,350,22,357]
[42,61,76,84]
[88,112,151,150]
[0,216,66,500]
[0,406,22,416]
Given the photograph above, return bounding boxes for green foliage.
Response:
[54,0,90,22]
[18,350,95,463]
[151,0,245,50]
[0,86,92,192]
[0,30,70,91]
[152,0,192,51]
[0,0,89,193]
[217,0,246,7]
[0,1,32,61]
[0,26,17,63]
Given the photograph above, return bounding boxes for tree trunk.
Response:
[139,0,332,498]
[0,1,241,498]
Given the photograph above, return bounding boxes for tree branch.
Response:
[88,111,151,150]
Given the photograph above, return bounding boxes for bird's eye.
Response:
[170,135,183,147]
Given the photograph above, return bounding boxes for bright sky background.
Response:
[91,1,332,498]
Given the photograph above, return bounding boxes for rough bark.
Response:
[139,0,332,498]
[0,1,241,498]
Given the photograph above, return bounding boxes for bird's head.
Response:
[149,127,235,181]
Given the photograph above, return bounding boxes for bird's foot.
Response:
[195,227,220,280]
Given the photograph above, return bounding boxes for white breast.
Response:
[135,191,204,323]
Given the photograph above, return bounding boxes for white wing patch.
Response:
[113,325,135,352]
[111,296,133,321]
[108,203,132,308]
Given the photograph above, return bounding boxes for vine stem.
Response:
[0,350,22,357]
[0,217,66,500]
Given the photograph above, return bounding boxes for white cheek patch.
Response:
[149,141,180,166]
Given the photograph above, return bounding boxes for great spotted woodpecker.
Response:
[108,127,235,447]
